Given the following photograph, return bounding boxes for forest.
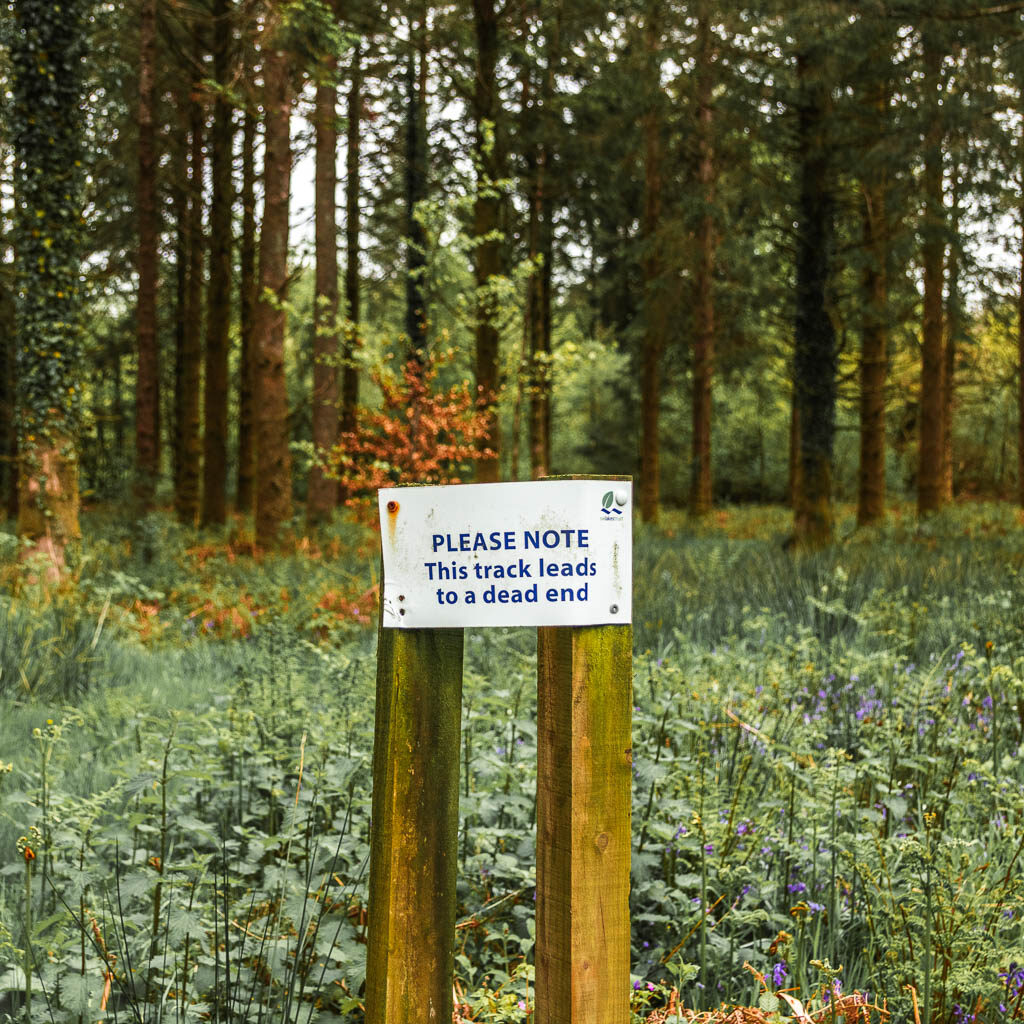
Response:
[3,1,1024,1023]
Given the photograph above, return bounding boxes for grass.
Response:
[0,501,1023,1022]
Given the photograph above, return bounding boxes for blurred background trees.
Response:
[2,0,1024,552]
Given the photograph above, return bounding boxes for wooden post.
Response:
[365,625,464,1024]
[536,623,633,1024]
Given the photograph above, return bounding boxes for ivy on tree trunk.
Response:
[10,0,88,555]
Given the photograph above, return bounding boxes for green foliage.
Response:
[2,506,1024,1021]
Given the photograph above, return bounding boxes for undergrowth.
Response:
[0,502,1022,1022]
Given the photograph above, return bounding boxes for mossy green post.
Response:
[536,623,633,1024]
[366,624,464,1024]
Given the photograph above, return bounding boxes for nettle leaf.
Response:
[633,758,668,786]
[167,906,207,948]
[114,870,155,902]
[59,972,94,1013]
[283,892,321,931]
[123,772,161,797]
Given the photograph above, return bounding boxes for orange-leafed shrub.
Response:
[322,351,493,523]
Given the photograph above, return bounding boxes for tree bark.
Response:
[201,0,234,527]
[172,141,187,500]
[787,397,801,509]
[528,9,557,480]
[174,93,204,526]
[792,48,836,549]
[253,34,294,549]
[11,0,87,560]
[308,60,340,525]
[135,0,160,507]
[942,187,961,504]
[639,2,665,524]
[341,42,362,436]
[1019,193,1024,508]
[0,275,16,520]
[405,32,428,364]
[236,98,258,515]
[857,77,889,528]
[917,25,946,516]
[690,7,715,518]
[473,0,503,482]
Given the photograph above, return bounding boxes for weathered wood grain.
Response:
[536,624,633,1024]
[365,623,464,1024]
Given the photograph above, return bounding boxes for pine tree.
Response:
[341,41,362,437]
[791,12,839,548]
[917,15,947,516]
[134,0,160,507]
[253,10,294,549]
[689,1,716,518]
[174,78,205,526]
[471,0,504,481]
[308,46,340,525]
[201,0,236,526]
[236,44,259,517]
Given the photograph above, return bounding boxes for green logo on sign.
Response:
[601,490,623,516]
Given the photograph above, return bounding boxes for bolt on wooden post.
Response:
[369,479,633,1024]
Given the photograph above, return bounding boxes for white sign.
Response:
[378,480,632,629]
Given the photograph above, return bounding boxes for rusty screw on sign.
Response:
[385,502,402,612]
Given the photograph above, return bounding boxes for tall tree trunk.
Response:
[857,195,888,527]
[513,30,534,483]
[942,187,961,504]
[525,158,546,479]
[253,35,293,549]
[308,59,340,525]
[0,273,16,520]
[135,0,160,507]
[857,78,889,528]
[787,397,801,508]
[201,0,234,527]
[11,0,87,561]
[792,49,836,549]
[405,39,428,363]
[1018,194,1024,508]
[528,9,557,480]
[917,25,946,516]
[236,100,258,515]
[639,1,665,524]
[473,0,502,482]
[341,42,362,436]
[690,7,715,518]
[172,145,187,499]
[521,32,542,479]
[174,94,204,526]
[538,179,553,475]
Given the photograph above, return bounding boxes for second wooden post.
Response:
[535,623,633,1024]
